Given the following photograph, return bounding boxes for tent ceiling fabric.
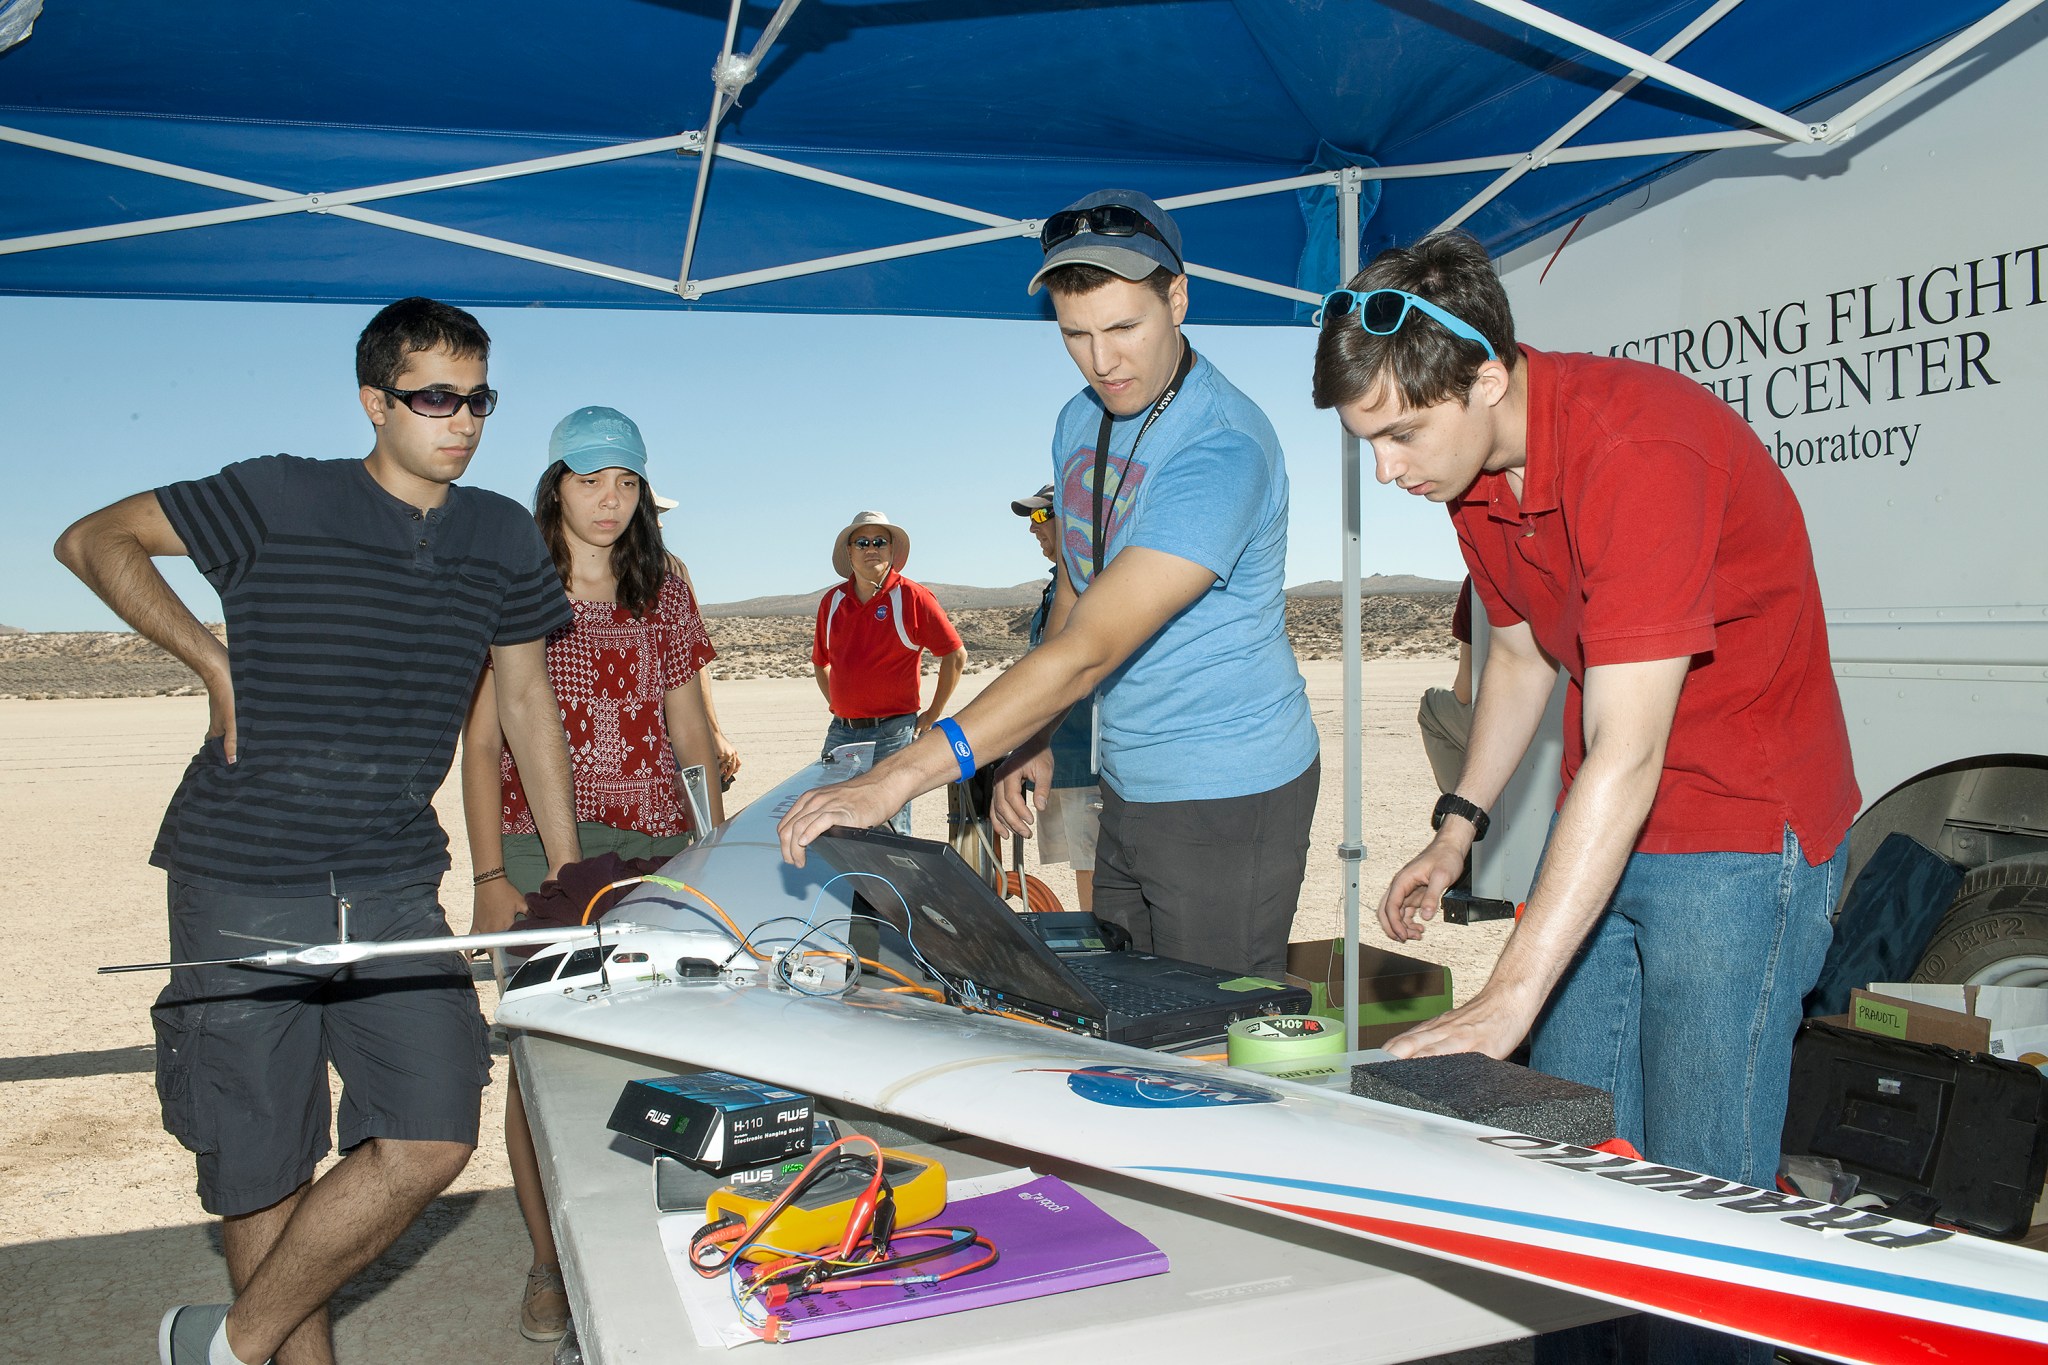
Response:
[0,0,2009,322]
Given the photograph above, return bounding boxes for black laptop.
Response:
[809,826,1311,1050]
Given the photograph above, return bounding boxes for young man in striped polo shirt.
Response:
[56,298,583,1365]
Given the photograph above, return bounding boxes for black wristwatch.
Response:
[1431,792,1490,842]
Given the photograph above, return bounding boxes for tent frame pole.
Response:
[713,144,1017,226]
[1464,0,1816,142]
[0,124,701,260]
[1435,0,1750,235]
[1817,0,2046,141]
[674,0,809,294]
[1336,169,1365,1053]
[2,5,2030,304]
[0,122,1793,274]
[1353,131,1773,183]
[674,0,751,293]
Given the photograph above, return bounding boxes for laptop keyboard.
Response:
[1065,959,1218,1014]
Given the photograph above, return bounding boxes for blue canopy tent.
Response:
[2,0,2032,1040]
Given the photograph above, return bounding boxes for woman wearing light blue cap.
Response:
[459,404,729,1340]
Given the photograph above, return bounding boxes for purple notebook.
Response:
[755,1175,1168,1341]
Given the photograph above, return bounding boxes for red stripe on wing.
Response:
[1247,1197,2048,1365]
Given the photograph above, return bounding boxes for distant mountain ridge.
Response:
[701,581,1047,619]
[1285,574,1460,598]
[705,573,1456,618]
[3,595,1462,696]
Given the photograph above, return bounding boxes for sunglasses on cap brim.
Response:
[1314,289,1498,362]
[1040,205,1181,269]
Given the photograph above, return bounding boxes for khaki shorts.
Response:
[1036,784,1101,872]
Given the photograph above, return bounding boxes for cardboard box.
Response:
[1285,939,1451,1048]
[1821,988,1991,1053]
[1868,982,2048,1065]
[1989,1023,2048,1077]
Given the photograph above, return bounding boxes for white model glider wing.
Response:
[492,760,2048,1365]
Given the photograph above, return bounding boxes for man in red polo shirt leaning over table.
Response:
[1312,232,1859,1365]
[812,510,967,834]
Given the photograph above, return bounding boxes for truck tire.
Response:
[1909,853,2048,988]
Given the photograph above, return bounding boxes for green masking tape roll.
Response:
[1226,1013,1346,1077]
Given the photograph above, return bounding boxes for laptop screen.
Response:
[807,826,1101,1017]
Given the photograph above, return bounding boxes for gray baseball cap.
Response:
[1028,189,1184,296]
[1011,483,1055,516]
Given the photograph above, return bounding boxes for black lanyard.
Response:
[1092,340,1195,577]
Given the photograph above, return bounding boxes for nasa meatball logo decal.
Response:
[874,602,889,621]
[1040,1065,1279,1109]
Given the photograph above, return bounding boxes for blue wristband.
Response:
[933,717,975,781]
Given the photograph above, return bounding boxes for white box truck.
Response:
[1473,11,2048,987]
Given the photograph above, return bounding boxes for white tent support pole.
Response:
[697,150,1326,299]
[1153,171,1340,210]
[1183,263,1320,305]
[0,123,700,257]
[719,145,1340,224]
[748,0,807,56]
[1436,0,1749,234]
[0,200,301,256]
[1818,0,2047,142]
[1465,0,1815,142]
[0,121,316,200]
[676,0,811,292]
[1533,130,1774,162]
[298,132,703,203]
[691,221,1031,294]
[0,122,681,291]
[672,0,746,290]
[714,144,1015,227]
[692,232,1320,302]
[334,206,679,292]
[1358,129,1773,183]
[1336,169,1365,1054]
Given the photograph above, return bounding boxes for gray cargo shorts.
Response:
[153,877,490,1217]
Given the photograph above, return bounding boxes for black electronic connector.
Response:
[1441,889,1518,924]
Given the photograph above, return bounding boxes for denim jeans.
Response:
[821,712,918,834]
[1531,824,1844,1365]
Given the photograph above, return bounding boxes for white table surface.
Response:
[513,1032,1617,1365]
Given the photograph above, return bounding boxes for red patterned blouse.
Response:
[500,573,717,838]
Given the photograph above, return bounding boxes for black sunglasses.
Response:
[851,535,892,549]
[1040,205,1181,268]
[377,385,499,418]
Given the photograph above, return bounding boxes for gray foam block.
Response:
[1351,1052,1615,1147]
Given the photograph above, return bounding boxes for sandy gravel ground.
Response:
[0,660,1523,1364]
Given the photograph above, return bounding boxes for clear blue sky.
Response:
[0,297,1464,632]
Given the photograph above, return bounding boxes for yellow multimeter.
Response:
[705,1148,947,1261]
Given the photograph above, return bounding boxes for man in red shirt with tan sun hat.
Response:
[811,510,966,834]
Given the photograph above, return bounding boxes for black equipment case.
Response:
[1782,1020,2048,1239]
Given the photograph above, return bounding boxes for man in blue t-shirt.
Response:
[56,298,583,1365]
[783,191,1318,979]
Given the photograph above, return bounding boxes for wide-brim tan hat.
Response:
[831,510,910,579]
